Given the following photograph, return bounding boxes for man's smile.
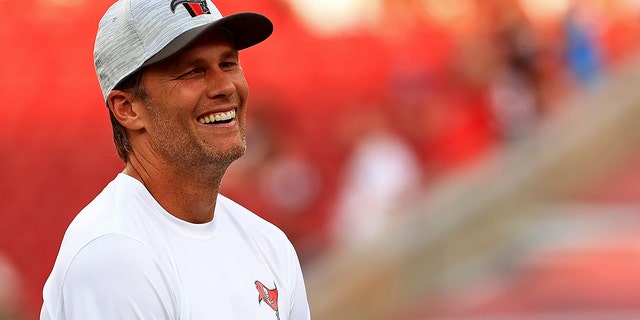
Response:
[197,108,236,124]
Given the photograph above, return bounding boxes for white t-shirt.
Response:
[41,173,311,320]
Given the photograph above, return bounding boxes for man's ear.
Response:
[107,90,145,130]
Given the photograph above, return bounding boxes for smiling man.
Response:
[40,0,311,319]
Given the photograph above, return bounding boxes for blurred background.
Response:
[3,0,640,319]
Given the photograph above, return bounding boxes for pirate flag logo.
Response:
[170,0,210,17]
[255,280,280,320]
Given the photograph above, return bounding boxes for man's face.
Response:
[136,29,250,172]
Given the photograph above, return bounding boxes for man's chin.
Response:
[210,144,246,166]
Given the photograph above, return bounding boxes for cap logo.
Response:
[170,0,210,17]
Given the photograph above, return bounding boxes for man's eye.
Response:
[220,61,238,69]
[179,68,203,78]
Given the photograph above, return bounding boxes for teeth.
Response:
[198,109,236,124]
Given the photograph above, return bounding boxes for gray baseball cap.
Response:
[94,0,273,103]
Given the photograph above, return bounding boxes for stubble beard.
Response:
[145,100,246,185]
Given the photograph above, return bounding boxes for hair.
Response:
[109,70,148,163]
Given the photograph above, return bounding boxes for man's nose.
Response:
[205,69,236,99]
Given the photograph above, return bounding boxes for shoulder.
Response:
[53,176,177,289]
[218,194,290,241]
[42,176,182,318]
[43,234,180,319]
[65,233,167,284]
[61,173,165,255]
[217,194,299,263]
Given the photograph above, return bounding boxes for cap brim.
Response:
[144,12,273,66]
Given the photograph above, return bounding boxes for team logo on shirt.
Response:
[255,280,280,320]
[169,0,211,17]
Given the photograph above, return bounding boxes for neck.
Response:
[124,154,227,224]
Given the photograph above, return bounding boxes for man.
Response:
[41,0,311,319]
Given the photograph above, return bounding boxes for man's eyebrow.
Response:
[182,48,239,66]
[221,48,239,60]
[165,48,239,71]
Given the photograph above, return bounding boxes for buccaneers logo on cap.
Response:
[170,0,210,17]
[255,280,280,320]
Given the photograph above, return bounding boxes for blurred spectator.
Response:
[487,1,544,141]
[0,253,25,319]
[330,107,423,248]
[258,141,321,218]
[563,1,604,87]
